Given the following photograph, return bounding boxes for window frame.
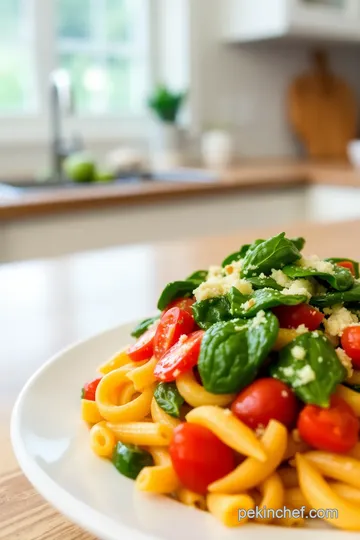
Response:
[0,0,157,145]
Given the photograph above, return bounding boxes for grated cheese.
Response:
[271,269,293,288]
[336,347,353,378]
[251,310,266,328]
[292,365,316,387]
[292,346,306,361]
[298,255,335,275]
[323,306,358,337]
[296,324,309,334]
[282,279,314,300]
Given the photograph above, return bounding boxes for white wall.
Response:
[188,0,360,157]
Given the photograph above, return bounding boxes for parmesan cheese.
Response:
[292,346,306,361]
[323,306,358,337]
[271,269,293,288]
[282,278,314,300]
[298,255,335,275]
[251,310,266,328]
[296,324,309,335]
[336,347,353,378]
[193,265,253,302]
[292,365,316,387]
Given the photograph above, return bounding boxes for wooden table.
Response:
[3,218,360,539]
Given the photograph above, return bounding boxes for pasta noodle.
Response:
[277,467,299,488]
[81,399,103,424]
[176,370,235,408]
[97,347,133,374]
[90,422,116,458]
[208,420,287,494]
[206,494,255,527]
[296,454,360,531]
[335,384,360,416]
[303,451,360,489]
[283,487,311,512]
[150,397,181,429]
[136,448,179,494]
[106,422,173,446]
[127,356,158,392]
[176,488,207,510]
[347,370,360,385]
[186,406,267,462]
[254,473,284,523]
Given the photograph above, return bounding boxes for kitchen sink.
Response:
[0,169,218,199]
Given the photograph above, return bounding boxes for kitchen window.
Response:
[0,0,152,141]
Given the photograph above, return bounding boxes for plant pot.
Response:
[201,130,233,169]
[149,122,184,170]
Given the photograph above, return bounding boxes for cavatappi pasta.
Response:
[80,233,360,530]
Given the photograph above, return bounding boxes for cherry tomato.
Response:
[81,376,102,401]
[336,260,355,277]
[297,395,359,453]
[127,326,156,362]
[341,326,360,368]
[165,297,195,316]
[154,307,195,360]
[273,303,324,331]
[154,330,204,382]
[231,378,298,430]
[169,423,235,494]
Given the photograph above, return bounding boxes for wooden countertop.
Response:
[3,218,360,538]
[1,161,360,221]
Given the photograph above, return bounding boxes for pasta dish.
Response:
[80,232,360,530]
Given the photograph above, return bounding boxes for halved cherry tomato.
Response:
[154,307,195,360]
[297,395,359,453]
[336,260,355,277]
[231,378,298,430]
[154,330,204,382]
[341,326,360,368]
[81,376,102,401]
[165,297,195,316]
[169,423,235,494]
[127,326,157,362]
[273,303,324,331]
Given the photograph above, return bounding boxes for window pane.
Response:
[0,0,21,40]
[0,48,36,113]
[105,0,132,42]
[57,0,92,39]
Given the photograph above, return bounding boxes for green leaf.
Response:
[325,258,359,279]
[291,237,306,251]
[131,315,160,338]
[310,284,360,309]
[343,382,360,393]
[112,442,154,480]
[192,296,232,330]
[229,287,307,318]
[270,332,346,407]
[154,382,185,418]
[186,270,208,283]
[221,239,264,267]
[198,312,279,394]
[247,276,284,291]
[283,263,354,292]
[241,232,302,277]
[157,280,196,310]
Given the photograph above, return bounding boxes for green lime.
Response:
[63,153,96,183]
[95,169,115,183]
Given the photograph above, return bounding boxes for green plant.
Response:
[147,84,186,123]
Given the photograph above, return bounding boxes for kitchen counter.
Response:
[3,218,360,538]
[1,160,359,221]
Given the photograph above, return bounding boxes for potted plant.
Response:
[147,84,187,169]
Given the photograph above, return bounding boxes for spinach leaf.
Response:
[157,280,196,310]
[270,332,346,407]
[241,232,302,277]
[247,276,283,291]
[186,270,208,283]
[291,237,306,251]
[154,382,184,418]
[112,442,154,480]
[198,312,279,394]
[283,264,353,292]
[221,239,264,267]
[310,284,360,309]
[131,315,160,338]
[192,296,232,330]
[229,287,307,318]
[343,382,360,393]
[325,258,359,279]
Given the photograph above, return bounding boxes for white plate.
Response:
[11,321,354,540]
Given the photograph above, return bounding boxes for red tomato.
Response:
[231,378,298,430]
[169,423,235,494]
[82,376,102,401]
[127,326,156,362]
[154,307,195,360]
[341,326,360,368]
[336,260,355,277]
[273,303,324,331]
[154,330,204,382]
[166,297,195,316]
[297,395,359,453]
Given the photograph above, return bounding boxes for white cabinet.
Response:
[221,0,360,43]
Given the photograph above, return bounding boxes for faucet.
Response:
[49,69,83,183]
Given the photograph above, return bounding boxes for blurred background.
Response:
[2,0,360,261]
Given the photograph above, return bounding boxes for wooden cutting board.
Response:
[288,50,357,160]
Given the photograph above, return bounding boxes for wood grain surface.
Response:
[2,160,360,221]
[3,219,360,538]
